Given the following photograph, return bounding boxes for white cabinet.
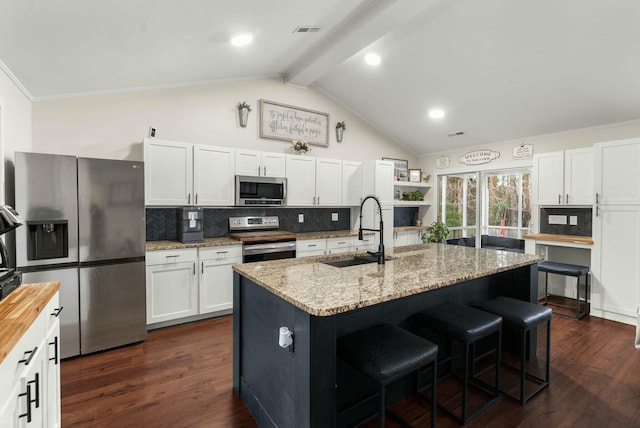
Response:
[326,237,355,255]
[362,160,394,205]
[236,149,286,177]
[393,229,423,247]
[198,246,242,315]
[286,156,343,206]
[144,139,235,206]
[296,239,327,258]
[594,138,640,205]
[146,249,198,324]
[193,145,235,206]
[354,235,377,252]
[315,158,342,206]
[0,290,61,428]
[144,138,193,206]
[533,149,593,206]
[286,155,316,206]
[342,161,363,206]
[590,138,640,326]
[590,205,640,325]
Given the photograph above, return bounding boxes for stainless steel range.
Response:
[228,216,296,263]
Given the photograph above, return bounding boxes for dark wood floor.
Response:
[61,312,640,427]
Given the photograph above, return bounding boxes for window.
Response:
[438,168,531,243]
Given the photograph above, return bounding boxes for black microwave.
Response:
[235,175,287,206]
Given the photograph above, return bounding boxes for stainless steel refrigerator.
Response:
[15,152,146,357]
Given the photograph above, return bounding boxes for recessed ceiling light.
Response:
[428,109,445,120]
[230,33,253,47]
[364,53,381,66]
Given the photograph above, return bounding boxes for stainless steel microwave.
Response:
[235,175,287,206]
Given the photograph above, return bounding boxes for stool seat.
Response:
[538,261,589,276]
[474,297,552,329]
[416,303,502,342]
[339,324,438,383]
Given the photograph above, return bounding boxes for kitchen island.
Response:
[232,243,542,428]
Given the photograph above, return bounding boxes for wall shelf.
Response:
[393,200,431,206]
[393,181,431,188]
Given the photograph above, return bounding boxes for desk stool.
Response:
[539,261,590,319]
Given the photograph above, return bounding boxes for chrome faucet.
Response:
[358,195,385,264]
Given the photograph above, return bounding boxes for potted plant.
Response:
[422,217,450,243]
[237,101,252,127]
[336,121,346,142]
[291,139,311,154]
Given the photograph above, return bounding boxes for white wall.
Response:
[0,66,32,204]
[419,119,640,224]
[31,77,417,165]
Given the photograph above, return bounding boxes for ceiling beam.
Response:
[284,0,440,88]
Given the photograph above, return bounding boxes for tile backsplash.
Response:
[146,207,351,241]
[539,207,592,236]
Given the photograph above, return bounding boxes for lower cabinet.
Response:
[0,290,61,428]
[393,229,424,247]
[296,235,377,258]
[199,247,242,315]
[146,245,241,327]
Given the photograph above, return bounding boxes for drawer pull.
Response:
[19,346,38,366]
[337,241,346,245]
[308,244,317,247]
[51,306,64,317]
[49,336,59,365]
[216,251,229,254]
[165,255,180,258]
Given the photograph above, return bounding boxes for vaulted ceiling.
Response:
[2,0,640,155]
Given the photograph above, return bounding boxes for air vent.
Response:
[447,131,466,137]
[293,26,321,33]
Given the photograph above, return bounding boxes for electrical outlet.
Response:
[331,212,338,222]
[148,126,156,138]
[570,216,578,226]
[548,215,567,225]
[298,213,304,223]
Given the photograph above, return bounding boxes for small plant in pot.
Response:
[336,121,346,142]
[422,217,450,243]
[291,139,311,154]
[237,101,252,127]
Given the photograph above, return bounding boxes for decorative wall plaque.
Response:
[512,144,533,160]
[259,99,329,146]
[457,149,500,165]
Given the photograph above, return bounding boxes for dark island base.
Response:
[233,265,537,428]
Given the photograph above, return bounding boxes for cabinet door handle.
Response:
[317,196,320,205]
[596,193,599,204]
[195,193,198,205]
[188,193,191,205]
[193,263,196,275]
[49,336,59,365]
[18,385,32,422]
[28,373,40,409]
[566,194,569,204]
[51,306,64,317]
[596,205,599,217]
[558,194,561,204]
[201,262,204,274]
[263,166,266,176]
[19,346,38,366]
[258,166,261,175]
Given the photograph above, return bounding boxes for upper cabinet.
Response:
[342,160,363,206]
[361,160,394,205]
[144,138,235,206]
[286,155,342,206]
[235,149,286,177]
[144,138,193,206]
[594,138,640,206]
[533,148,593,206]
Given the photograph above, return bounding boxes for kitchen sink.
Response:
[322,255,393,268]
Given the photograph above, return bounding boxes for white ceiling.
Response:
[2,0,640,155]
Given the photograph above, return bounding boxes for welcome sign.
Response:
[458,149,500,165]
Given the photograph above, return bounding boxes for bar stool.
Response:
[414,303,502,425]
[538,261,590,319]
[338,324,438,428]
[473,297,552,404]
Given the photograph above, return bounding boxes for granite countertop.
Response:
[523,233,593,245]
[0,282,60,364]
[146,230,372,250]
[146,237,241,251]
[232,244,542,317]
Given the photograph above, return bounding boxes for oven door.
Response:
[243,241,296,263]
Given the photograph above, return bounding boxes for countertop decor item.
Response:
[384,157,409,181]
[336,121,346,142]
[237,101,252,127]
[423,217,450,243]
[291,139,311,154]
[409,168,422,182]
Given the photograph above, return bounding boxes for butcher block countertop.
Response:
[523,233,593,245]
[0,281,60,364]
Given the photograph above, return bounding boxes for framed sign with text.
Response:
[259,100,329,146]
